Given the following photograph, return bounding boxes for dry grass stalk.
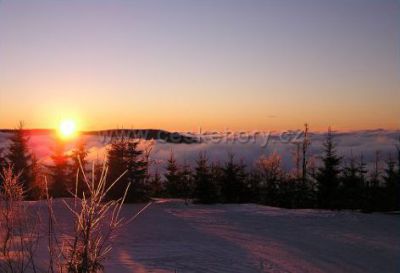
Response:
[0,166,40,273]
[46,159,152,273]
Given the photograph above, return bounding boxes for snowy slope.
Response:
[101,200,399,273]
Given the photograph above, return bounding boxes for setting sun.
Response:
[58,119,77,139]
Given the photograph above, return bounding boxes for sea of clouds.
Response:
[0,129,399,173]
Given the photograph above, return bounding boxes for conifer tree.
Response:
[107,137,149,202]
[220,154,247,203]
[124,139,148,202]
[370,151,382,188]
[302,123,310,184]
[6,122,33,195]
[357,154,368,210]
[341,152,364,209]
[193,153,218,204]
[256,152,283,206]
[164,151,181,197]
[179,162,194,202]
[48,141,70,197]
[396,136,400,177]
[296,123,312,207]
[30,154,46,199]
[150,168,164,197]
[316,127,342,209]
[292,142,301,180]
[364,151,383,211]
[107,137,127,198]
[383,155,399,210]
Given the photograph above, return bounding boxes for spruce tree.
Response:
[365,151,383,211]
[302,123,310,184]
[370,151,382,188]
[292,142,301,180]
[30,154,46,199]
[6,122,33,195]
[220,154,247,203]
[107,137,127,199]
[48,142,70,197]
[341,153,364,209]
[383,155,399,211]
[164,151,181,197]
[107,137,149,202]
[316,127,342,209]
[193,153,218,204]
[150,168,164,197]
[125,139,148,202]
[256,152,283,206]
[396,136,400,178]
[179,162,194,202]
[396,138,400,209]
[298,123,312,207]
[357,155,369,210]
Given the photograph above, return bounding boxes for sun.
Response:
[58,119,77,139]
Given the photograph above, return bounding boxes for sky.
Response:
[0,0,399,132]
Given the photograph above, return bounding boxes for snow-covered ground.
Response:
[16,199,399,273]
[99,200,399,273]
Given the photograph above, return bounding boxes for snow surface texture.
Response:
[102,200,399,273]
[3,199,400,273]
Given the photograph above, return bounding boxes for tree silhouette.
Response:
[150,168,164,197]
[340,152,364,209]
[125,140,149,201]
[107,137,149,202]
[316,127,342,209]
[396,136,400,177]
[193,153,218,204]
[302,123,310,184]
[48,141,70,197]
[30,154,46,199]
[220,153,247,203]
[256,152,283,206]
[383,155,399,210]
[164,151,181,197]
[179,162,194,202]
[6,122,33,197]
[107,137,127,199]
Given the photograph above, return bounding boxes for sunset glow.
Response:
[58,119,77,139]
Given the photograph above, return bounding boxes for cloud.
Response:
[0,130,399,172]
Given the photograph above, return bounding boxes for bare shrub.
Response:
[0,160,151,273]
[0,166,40,273]
[46,160,152,273]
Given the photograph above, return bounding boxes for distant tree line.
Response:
[154,125,400,212]
[0,123,399,212]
